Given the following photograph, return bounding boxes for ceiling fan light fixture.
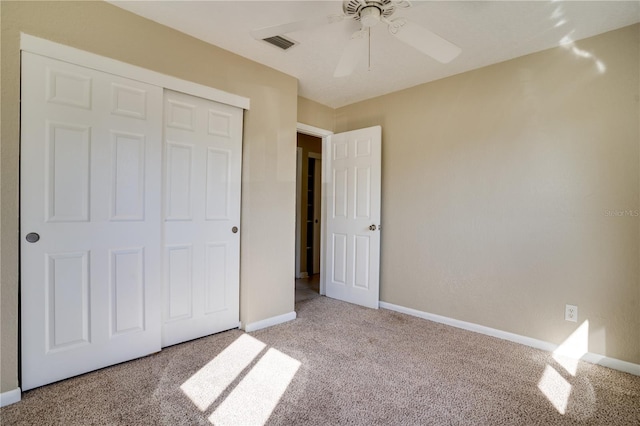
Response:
[360,6,381,28]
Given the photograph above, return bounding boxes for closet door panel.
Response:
[21,52,163,390]
[162,90,242,347]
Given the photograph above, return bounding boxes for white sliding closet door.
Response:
[21,52,163,390]
[162,90,242,347]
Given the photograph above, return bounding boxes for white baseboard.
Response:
[243,311,297,333]
[0,388,21,407]
[579,352,640,375]
[380,301,640,376]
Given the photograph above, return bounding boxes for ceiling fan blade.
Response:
[333,31,367,78]
[251,15,344,40]
[391,19,461,63]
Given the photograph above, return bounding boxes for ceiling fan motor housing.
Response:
[360,7,382,27]
[343,0,396,22]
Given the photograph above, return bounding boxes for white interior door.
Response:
[162,90,242,347]
[21,52,163,390]
[324,126,381,309]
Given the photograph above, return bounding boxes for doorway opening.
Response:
[295,132,322,302]
[294,123,381,309]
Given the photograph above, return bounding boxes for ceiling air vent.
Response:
[262,35,296,50]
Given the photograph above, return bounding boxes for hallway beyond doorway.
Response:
[295,275,320,303]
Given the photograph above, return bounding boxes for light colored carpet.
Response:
[2,296,639,425]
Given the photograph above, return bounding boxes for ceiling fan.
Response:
[251,0,462,77]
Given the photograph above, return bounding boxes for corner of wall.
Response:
[0,388,22,407]
[297,96,335,133]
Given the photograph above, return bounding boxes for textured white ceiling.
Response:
[110,1,640,108]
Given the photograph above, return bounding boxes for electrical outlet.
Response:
[565,304,578,322]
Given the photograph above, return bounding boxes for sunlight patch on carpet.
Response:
[181,334,266,411]
[209,348,301,425]
[538,364,572,414]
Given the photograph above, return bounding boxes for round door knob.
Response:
[26,232,40,243]
[232,226,239,234]
[369,224,377,231]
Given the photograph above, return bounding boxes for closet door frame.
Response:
[20,34,250,111]
[19,33,249,385]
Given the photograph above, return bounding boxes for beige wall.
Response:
[1,1,297,393]
[336,24,640,364]
[297,96,335,132]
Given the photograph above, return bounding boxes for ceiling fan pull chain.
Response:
[368,27,371,71]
